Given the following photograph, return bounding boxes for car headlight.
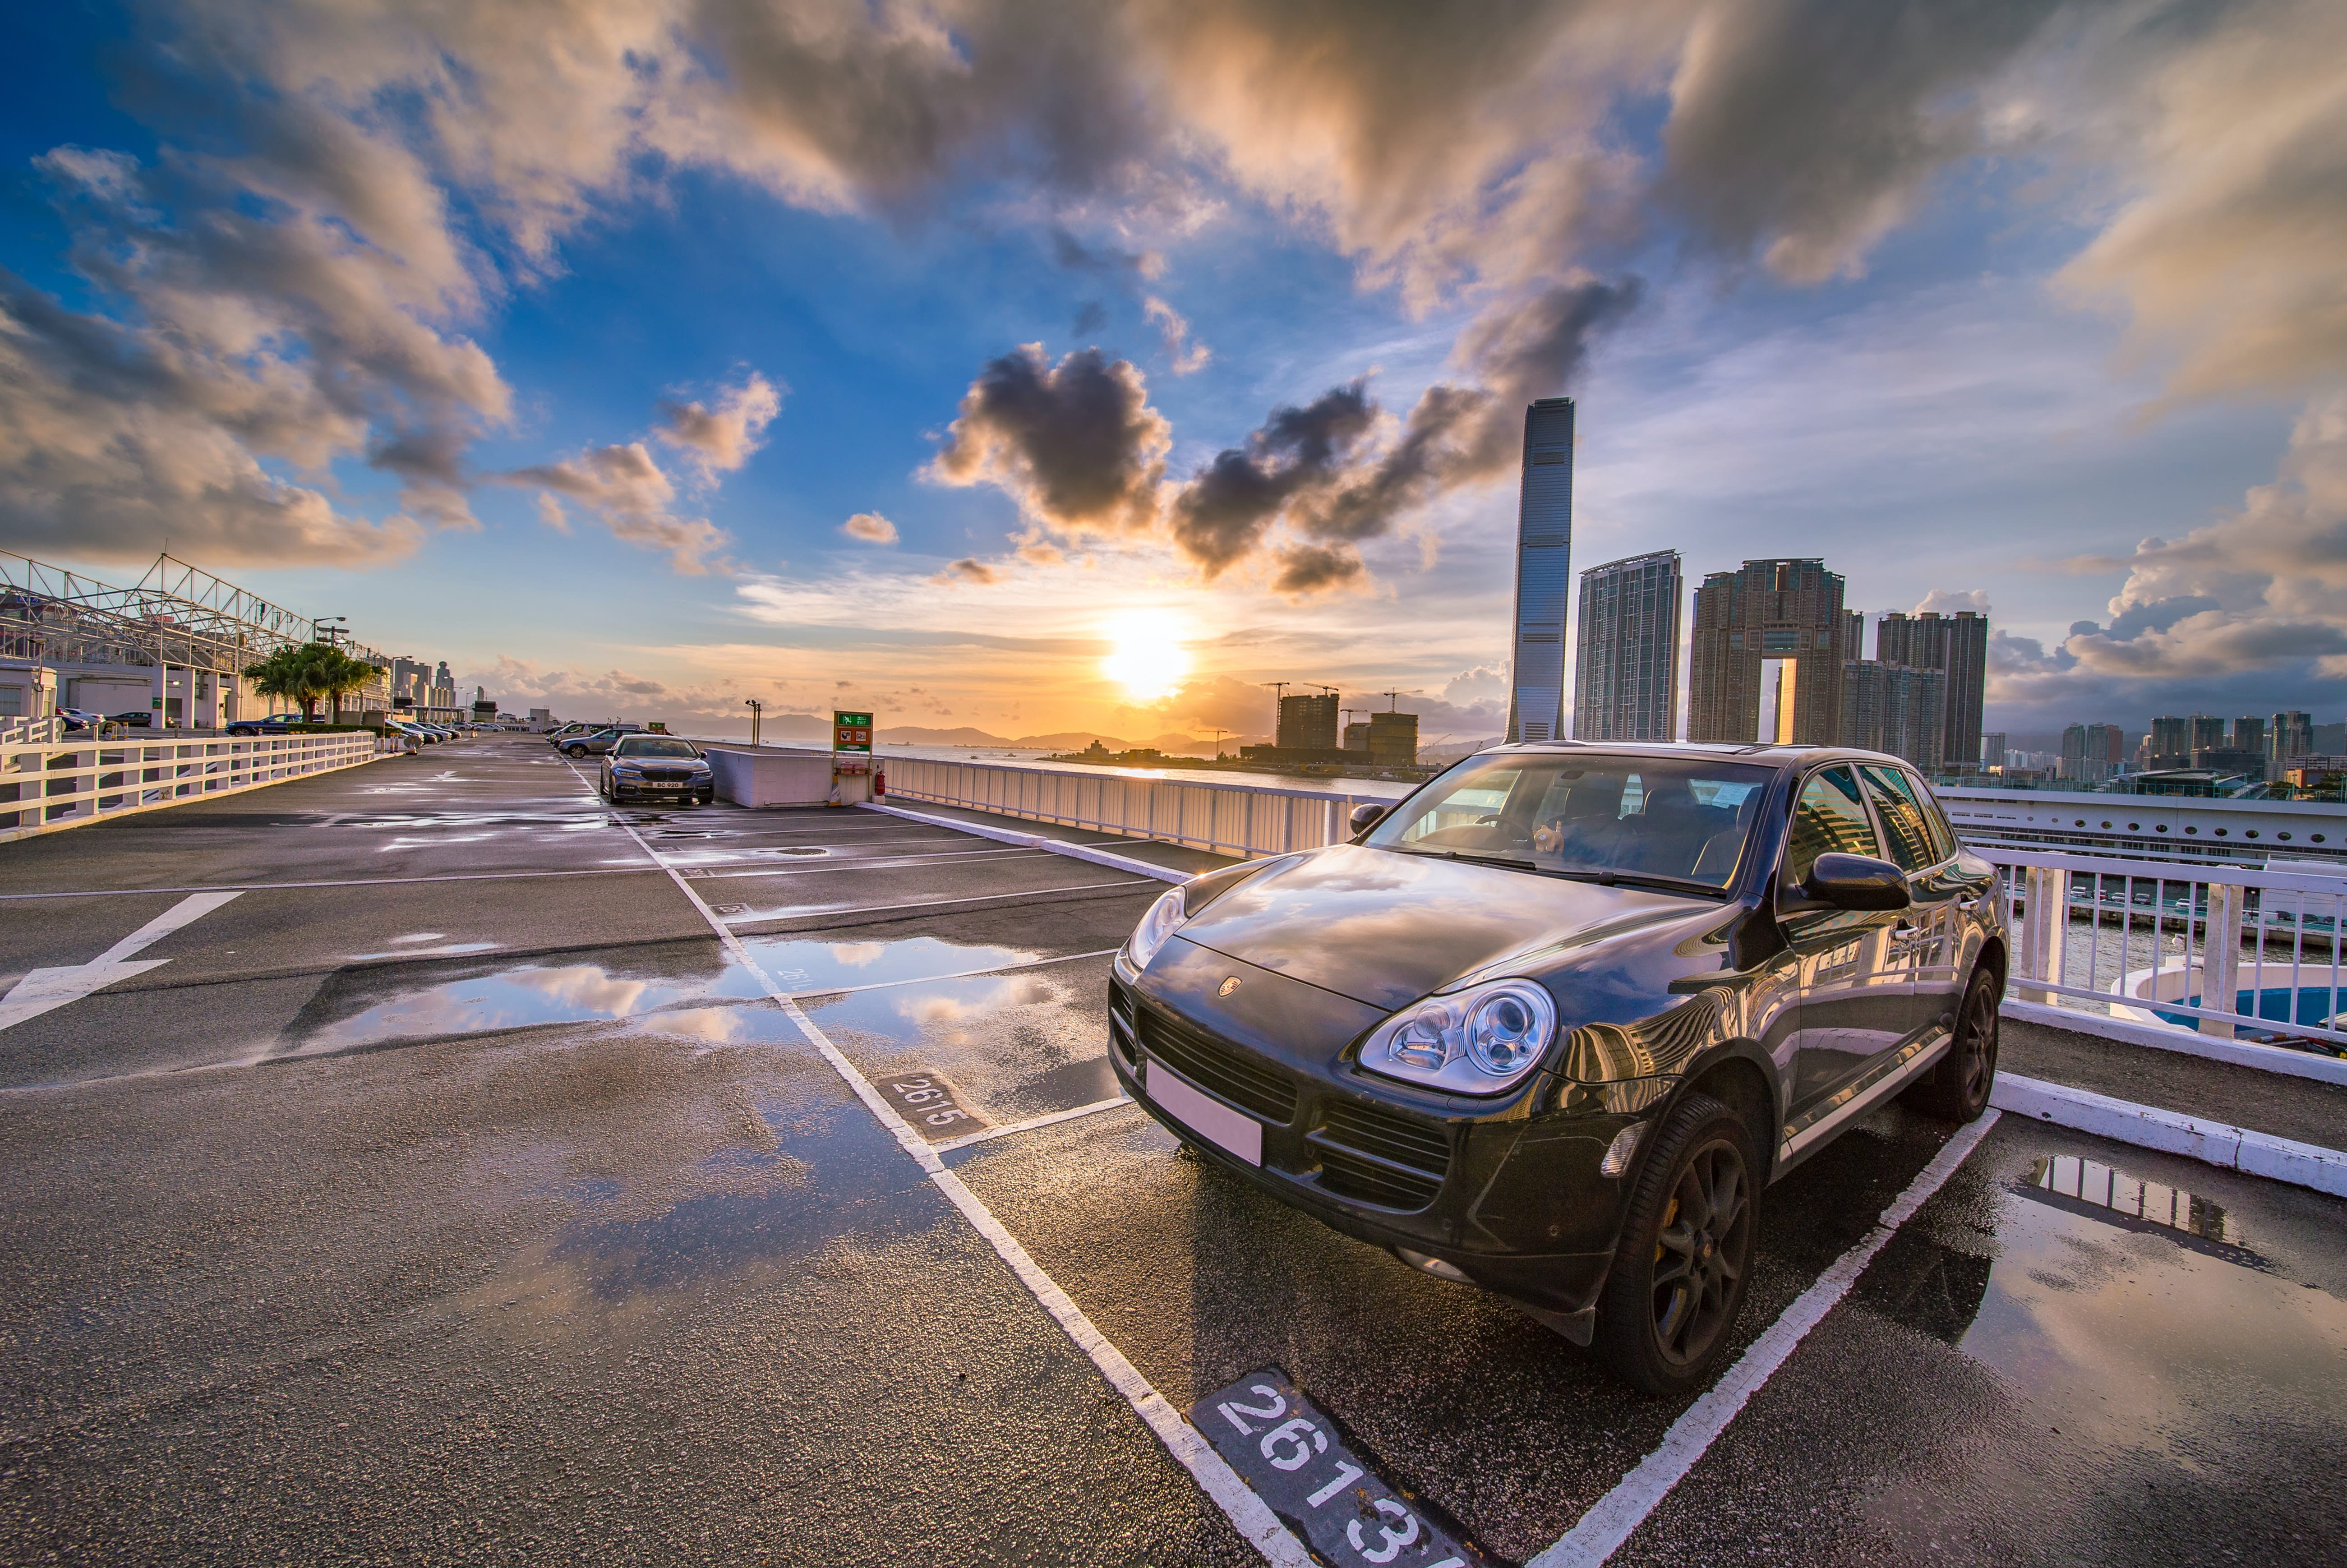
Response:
[1359,978,1557,1094]
[1124,885,1188,971]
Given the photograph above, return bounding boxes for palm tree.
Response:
[243,643,382,722]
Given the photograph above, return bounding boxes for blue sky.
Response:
[3,0,2342,744]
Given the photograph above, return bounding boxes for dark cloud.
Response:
[1169,383,1376,574]
[1663,0,2068,281]
[1271,542,1365,597]
[932,557,1003,586]
[928,345,1170,535]
[1155,276,1638,587]
[1072,299,1109,336]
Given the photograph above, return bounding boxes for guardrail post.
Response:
[2202,881,2242,1040]
[2018,865,2069,1004]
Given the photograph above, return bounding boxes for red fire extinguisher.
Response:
[875,768,886,798]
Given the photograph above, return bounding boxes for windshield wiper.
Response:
[1540,867,1727,897]
[1384,845,1725,896]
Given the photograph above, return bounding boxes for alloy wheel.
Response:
[1957,977,1999,1107]
[1650,1139,1751,1368]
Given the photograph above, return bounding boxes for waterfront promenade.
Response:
[2,738,2342,1565]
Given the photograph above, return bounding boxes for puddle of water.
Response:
[736,934,1043,995]
[1866,1145,2347,1559]
[282,954,777,1053]
[2017,1154,2257,1263]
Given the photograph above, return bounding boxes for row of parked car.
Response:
[544,721,714,804]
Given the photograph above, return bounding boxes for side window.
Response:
[1859,765,1939,872]
[1784,767,1879,885]
[1905,770,1960,861]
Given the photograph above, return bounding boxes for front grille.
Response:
[639,768,694,782]
[1138,1009,1296,1124]
[1108,985,1140,1070]
[1315,1150,1443,1211]
[1310,1100,1450,1212]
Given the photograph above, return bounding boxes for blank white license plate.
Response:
[1145,1061,1262,1166]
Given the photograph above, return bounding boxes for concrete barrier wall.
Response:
[705,747,835,807]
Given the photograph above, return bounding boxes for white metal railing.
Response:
[879,757,2347,1062]
[0,730,384,840]
[1985,846,2346,1058]
[0,714,62,746]
[881,756,1390,860]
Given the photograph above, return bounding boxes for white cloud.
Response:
[841,512,899,545]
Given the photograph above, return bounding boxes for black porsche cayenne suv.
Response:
[1109,742,2006,1395]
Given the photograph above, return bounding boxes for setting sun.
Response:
[1099,609,1193,702]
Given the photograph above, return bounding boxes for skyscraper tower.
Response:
[1573,550,1683,741]
[1506,398,1575,742]
[1687,559,1856,744]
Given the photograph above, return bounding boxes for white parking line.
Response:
[0,890,244,1033]
[569,761,1314,1568]
[933,1094,1137,1153]
[1530,1111,2003,1568]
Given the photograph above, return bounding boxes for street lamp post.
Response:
[743,697,763,748]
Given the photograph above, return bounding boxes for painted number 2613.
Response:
[1216,1385,1464,1567]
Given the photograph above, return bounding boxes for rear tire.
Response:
[1592,1092,1760,1397]
[1903,964,2000,1123]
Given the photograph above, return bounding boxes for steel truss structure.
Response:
[0,550,387,675]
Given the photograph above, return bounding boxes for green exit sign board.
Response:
[833,711,873,752]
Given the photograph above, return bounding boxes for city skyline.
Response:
[2,3,2343,742]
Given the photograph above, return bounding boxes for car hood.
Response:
[1173,842,1723,1012]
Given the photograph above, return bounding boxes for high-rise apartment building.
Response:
[2273,710,2315,762]
[1981,731,2008,768]
[1688,559,1855,744]
[1875,609,1988,773]
[1276,691,1340,752]
[1572,550,1682,741]
[2060,722,2126,783]
[2147,715,2190,768]
[2232,715,2267,756]
[1843,661,1946,770]
[1505,398,1575,742]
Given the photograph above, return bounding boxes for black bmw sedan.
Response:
[1109,742,2006,1395]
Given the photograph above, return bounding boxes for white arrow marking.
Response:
[0,890,244,1033]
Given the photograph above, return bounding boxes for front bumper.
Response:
[1111,941,1639,1319]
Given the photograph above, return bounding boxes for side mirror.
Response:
[1349,802,1386,835]
[1797,852,1911,912]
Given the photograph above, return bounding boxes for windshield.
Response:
[616,738,699,758]
[1365,752,1775,888]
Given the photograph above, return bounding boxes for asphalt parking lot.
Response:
[2,737,2342,1565]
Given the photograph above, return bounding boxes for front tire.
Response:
[564,745,586,758]
[1592,1092,1760,1397]
[1902,964,2000,1123]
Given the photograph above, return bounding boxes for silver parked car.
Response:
[599,735,715,804]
